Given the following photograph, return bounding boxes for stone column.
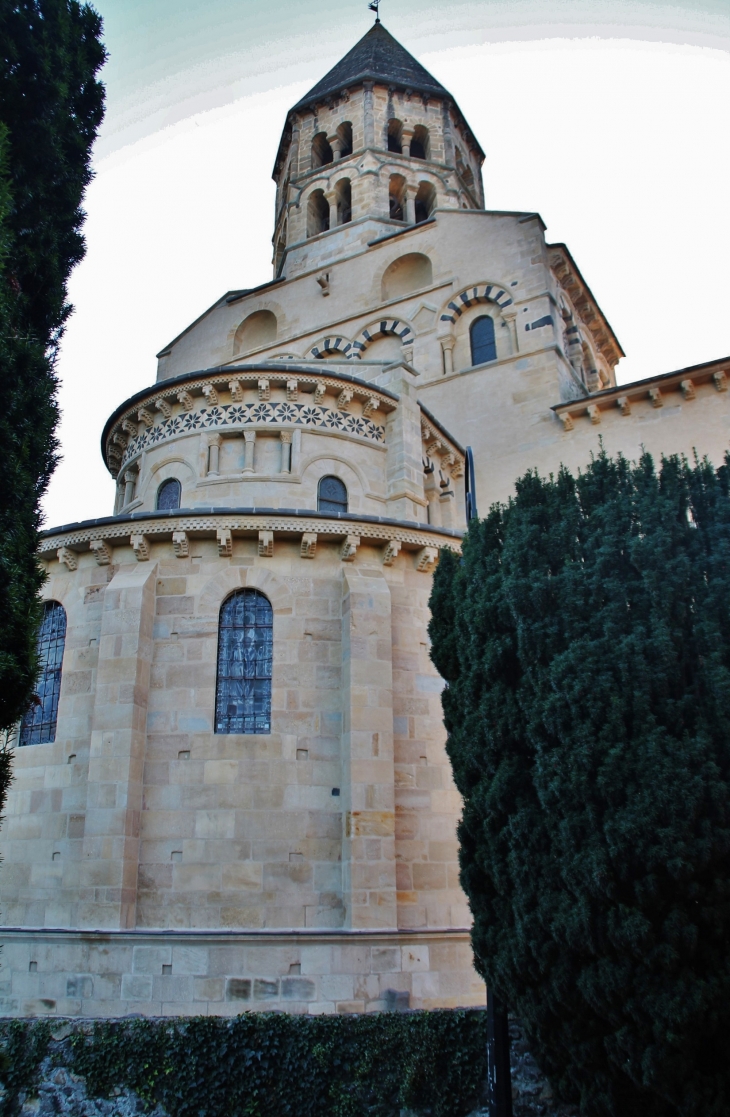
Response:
[280,430,292,473]
[207,433,221,476]
[363,82,375,149]
[80,562,157,928]
[123,471,136,506]
[341,567,397,930]
[503,309,519,354]
[325,189,338,230]
[243,430,256,473]
[405,186,416,226]
[440,336,455,375]
[401,128,414,157]
[329,134,343,161]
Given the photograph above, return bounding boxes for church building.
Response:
[1,21,728,1018]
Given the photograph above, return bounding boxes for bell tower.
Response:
[271,22,485,277]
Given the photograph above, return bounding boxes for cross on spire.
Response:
[368,0,381,24]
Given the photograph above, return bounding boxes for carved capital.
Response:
[280,430,293,444]
[340,534,360,562]
[90,539,112,566]
[172,531,189,558]
[301,532,317,558]
[130,534,150,561]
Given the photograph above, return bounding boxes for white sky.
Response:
[44,12,730,529]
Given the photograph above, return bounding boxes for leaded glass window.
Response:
[19,601,66,746]
[156,478,181,510]
[318,475,348,514]
[215,590,273,734]
[470,315,497,366]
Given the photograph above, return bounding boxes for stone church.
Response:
[1,21,728,1019]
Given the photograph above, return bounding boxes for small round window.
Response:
[156,478,181,510]
[318,475,348,514]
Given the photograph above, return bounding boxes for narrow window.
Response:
[337,122,353,158]
[389,174,406,221]
[470,315,497,365]
[414,181,436,223]
[336,179,352,225]
[311,132,333,168]
[411,125,429,160]
[156,478,181,510]
[215,590,273,735]
[307,190,330,237]
[19,602,67,746]
[387,119,402,153]
[318,475,348,514]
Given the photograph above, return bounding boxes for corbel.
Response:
[154,397,172,419]
[648,388,663,408]
[415,546,438,572]
[258,530,274,557]
[130,535,150,562]
[258,379,271,401]
[340,535,360,562]
[427,439,443,457]
[177,390,195,412]
[450,458,465,479]
[316,273,330,296]
[57,547,78,571]
[217,528,233,557]
[713,370,728,392]
[362,396,379,419]
[90,539,113,566]
[122,418,138,438]
[587,404,601,425]
[228,380,244,402]
[301,532,317,559]
[680,379,696,400]
[137,408,154,428]
[337,388,353,412]
[172,532,189,558]
[286,379,299,402]
[112,431,127,449]
[313,382,326,405]
[382,540,401,566]
[202,384,219,407]
[557,412,574,432]
[617,396,631,416]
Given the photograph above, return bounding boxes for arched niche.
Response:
[234,310,277,355]
[382,253,433,301]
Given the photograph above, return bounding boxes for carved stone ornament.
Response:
[131,535,150,562]
[228,380,243,403]
[155,397,172,419]
[217,528,233,557]
[301,532,317,558]
[90,539,113,566]
[258,530,274,557]
[177,390,195,412]
[202,384,219,407]
[57,546,78,571]
[137,408,154,428]
[382,540,401,566]
[258,379,271,401]
[172,531,189,558]
[340,535,360,562]
[415,546,438,572]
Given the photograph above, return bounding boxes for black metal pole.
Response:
[486,989,513,1117]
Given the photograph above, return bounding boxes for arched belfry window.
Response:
[470,315,497,365]
[19,601,67,746]
[215,590,273,735]
[318,475,348,514]
[156,478,181,510]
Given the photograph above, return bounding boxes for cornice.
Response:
[548,242,624,369]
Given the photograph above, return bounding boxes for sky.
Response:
[44,0,730,529]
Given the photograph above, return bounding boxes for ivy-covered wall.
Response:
[0,1010,487,1117]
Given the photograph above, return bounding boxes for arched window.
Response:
[318,475,348,514]
[470,315,497,365]
[19,601,67,746]
[387,119,402,153]
[411,126,429,160]
[234,309,277,355]
[389,174,406,221]
[415,182,436,223]
[311,132,333,168]
[215,590,273,735]
[336,122,353,159]
[336,179,352,225]
[307,190,330,237]
[156,478,181,510]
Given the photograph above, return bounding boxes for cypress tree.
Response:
[0,0,105,734]
[429,450,730,1117]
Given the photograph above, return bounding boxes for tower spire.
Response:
[368,0,381,24]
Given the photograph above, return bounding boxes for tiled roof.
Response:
[292,23,450,111]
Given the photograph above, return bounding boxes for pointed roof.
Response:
[292,22,450,111]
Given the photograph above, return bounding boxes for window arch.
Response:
[470,315,497,365]
[311,132,333,168]
[234,309,277,355]
[389,174,406,221]
[415,182,436,223]
[20,601,67,746]
[156,478,181,510]
[318,475,348,514]
[215,590,273,735]
[387,118,402,153]
[411,125,429,160]
[307,189,330,237]
[336,121,353,159]
[336,178,352,225]
[382,253,432,300]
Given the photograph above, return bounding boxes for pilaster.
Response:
[80,562,157,929]
[341,567,397,929]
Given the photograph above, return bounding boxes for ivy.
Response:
[0,1010,486,1117]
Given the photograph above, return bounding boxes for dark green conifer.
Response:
[429,450,730,1117]
[0,0,105,732]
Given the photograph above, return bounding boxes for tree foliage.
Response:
[0,0,105,731]
[429,450,730,1117]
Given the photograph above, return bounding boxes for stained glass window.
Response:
[318,475,348,514]
[215,590,273,734]
[470,315,497,366]
[19,601,66,746]
[157,478,181,510]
